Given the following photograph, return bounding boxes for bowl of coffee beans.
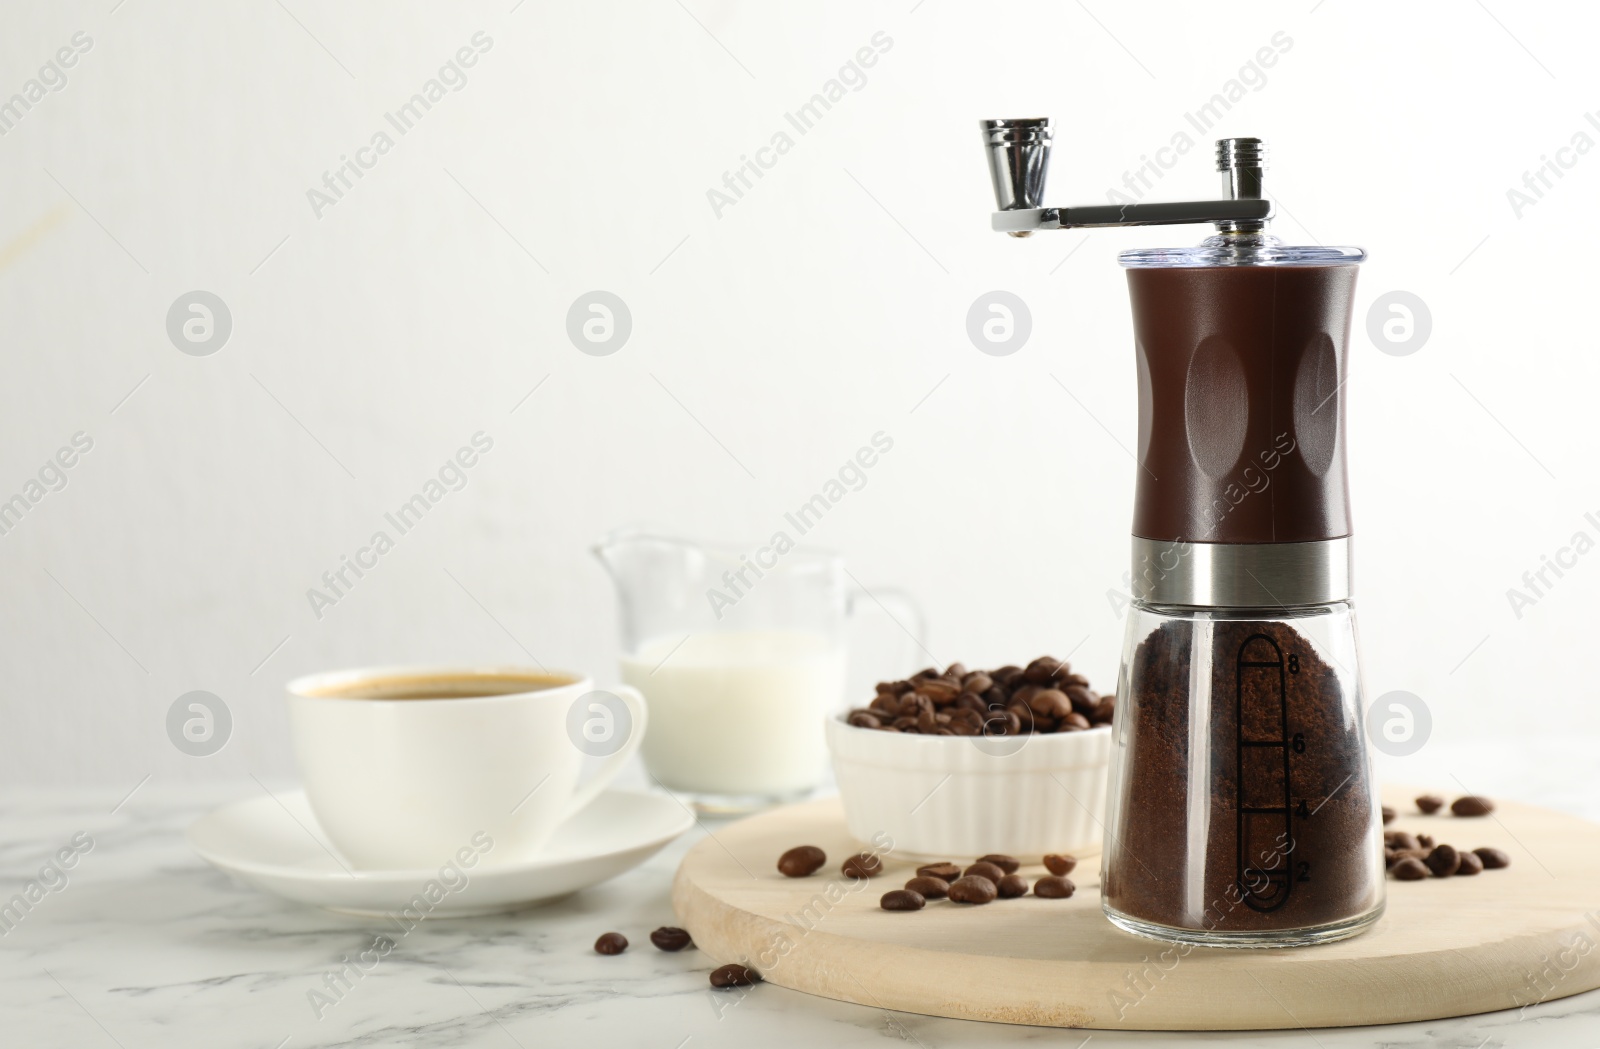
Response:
[826,657,1113,860]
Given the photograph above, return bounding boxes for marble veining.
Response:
[2,777,1598,1048]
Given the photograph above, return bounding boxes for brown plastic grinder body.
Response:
[1125,264,1360,545]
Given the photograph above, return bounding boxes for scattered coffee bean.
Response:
[916,862,962,882]
[996,873,1030,898]
[880,889,926,911]
[965,861,1007,884]
[1392,856,1429,880]
[1455,851,1484,876]
[1417,834,1436,850]
[1383,847,1399,869]
[1043,853,1078,876]
[1424,844,1461,878]
[905,875,949,899]
[1385,830,1419,852]
[1453,796,1495,817]
[1474,847,1511,869]
[841,853,883,879]
[650,927,692,952]
[709,963,760,988]
[777,845,825,878]
[1381,805,1396,825]
[947,875,998,904]
[1416,794,1445,815]
[594,932,628,955]
[978,853,1020,874]
[1034,875,1076,899]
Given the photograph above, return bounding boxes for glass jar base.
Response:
[1103,901,1384,949]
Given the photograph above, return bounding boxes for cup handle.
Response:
[562,684,649,821]
[846,585,929,673]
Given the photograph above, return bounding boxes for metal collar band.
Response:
[1130,537,1351,608]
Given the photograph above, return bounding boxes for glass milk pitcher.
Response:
[594,529,920,813]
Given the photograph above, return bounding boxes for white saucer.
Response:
[187,789,694,917]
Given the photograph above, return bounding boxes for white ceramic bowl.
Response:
[826,715,1111,861]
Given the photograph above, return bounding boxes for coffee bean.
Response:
[1043,853,1078,876]
[880,889,926,911]
[1381,806,1396,825]
[1023,656,1065,684]
[947,875,998,904]
[841,853,883,879]
[1391,856,1429,880]
[1424,844,1460,878]
[650,927,692,952]
[1034,875,1075,899]
[1474,847,1511,869]
[916,862,961,882]
[594,932,628,955]
[1416,834,1435,850]
[992,665,1023,685]
[1028,689,1073,719]
[905,875,949,899]
[1061,712,1092,731]
[962,672,994,694]
[1415,794,1445,815]
[1452,796,1495,817]
[1455,850,1484,876]
[777,845,826,878]
[919,679,960,702]
[955,692,987,715]
[996,873,1029,898]
[964,861,1006,883]
[978,853,1020,874]
[709,963,760,988]
[1383,847,1398,869]
[1385,830,1419,852]
[945,662,968,679]
[847,710,883,729]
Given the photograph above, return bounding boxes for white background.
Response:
[1,0,1595,787]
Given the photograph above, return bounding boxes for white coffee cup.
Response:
[285,666,647,870]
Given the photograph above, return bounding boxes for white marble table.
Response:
[4,766,1600,1049]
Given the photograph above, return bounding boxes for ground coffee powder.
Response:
[1102,618,1383,937]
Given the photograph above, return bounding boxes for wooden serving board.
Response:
[672,789,1600,1030]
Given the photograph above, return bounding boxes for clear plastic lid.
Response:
[1120,232,1366,268]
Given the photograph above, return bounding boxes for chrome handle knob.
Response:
[980,118,1052,220]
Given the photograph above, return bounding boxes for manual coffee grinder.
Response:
[981,120,1384,947]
